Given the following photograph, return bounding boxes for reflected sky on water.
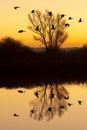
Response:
[0,83,87,130]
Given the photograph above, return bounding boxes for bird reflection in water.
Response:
[13,113,20,117]
[29,84,69,121]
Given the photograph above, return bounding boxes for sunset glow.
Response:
[1,0,87,48]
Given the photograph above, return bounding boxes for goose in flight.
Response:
[13,113,20,117]
[31,10,35,13]
[78,18,83,22]
[30,109,34,114]
[14,6,20,10]
[65,23,70,27]
[68,17,73,20]
[68,103,73,106]
[18,30,26,33]
[18,90,25,93]
[34,91,39,97]
[61,14,66,18]
[60,105,65,109]
[48,11,52,16]
[78,100,83,105]
[64,96,69,100]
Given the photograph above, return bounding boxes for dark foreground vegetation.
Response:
[0,37,87,85]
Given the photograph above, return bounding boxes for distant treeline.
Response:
[0,37,87,77]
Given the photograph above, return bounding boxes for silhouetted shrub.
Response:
[0,37,22,48]
[0,37,34,54]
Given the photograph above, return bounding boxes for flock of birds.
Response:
[30,91,83,114]
[12,89,83,117]
[12,6,84,116]
[13,6,84,34]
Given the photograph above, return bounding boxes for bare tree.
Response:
[29,84,69,121]
[28,10,68,51]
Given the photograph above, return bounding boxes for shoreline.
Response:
[0,71,87,88]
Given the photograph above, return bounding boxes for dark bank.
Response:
[0,37,87,86]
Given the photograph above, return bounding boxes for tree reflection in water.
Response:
[29,84,69,121]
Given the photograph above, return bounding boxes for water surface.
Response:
[0,83,87,130]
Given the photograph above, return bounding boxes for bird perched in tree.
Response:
[14,6,20,10]
[51,24,55,30]
[78,18,83,22]
[35,26,39,31]
[18,90,25,93]
[61,14,66,18]
[31,10,35,13]
[13,113,20,117]
[65,23,70,27]
[48,11,52,16]
[18,30,26,33]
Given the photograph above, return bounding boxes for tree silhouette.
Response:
[28,10,68,51]
[29,84,69,121]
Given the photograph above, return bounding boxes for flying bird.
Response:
[13,113,20,117]
[68,17,73,20]
[68,103,73,106]
[18,30,26,33]
[61,14,66,18]
[14,6,20,10]
[60,105,65,109]
[18,90,25,93]
[65,23,70,27]
[31,10,35,13]
[78,18,83,22]
[48,11,52,16]
[30,109,34,114]
[34,91,39,97]
[64,96,69,100]
[78,100,83,105]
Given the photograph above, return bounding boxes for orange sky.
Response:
[1,0,87,48]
